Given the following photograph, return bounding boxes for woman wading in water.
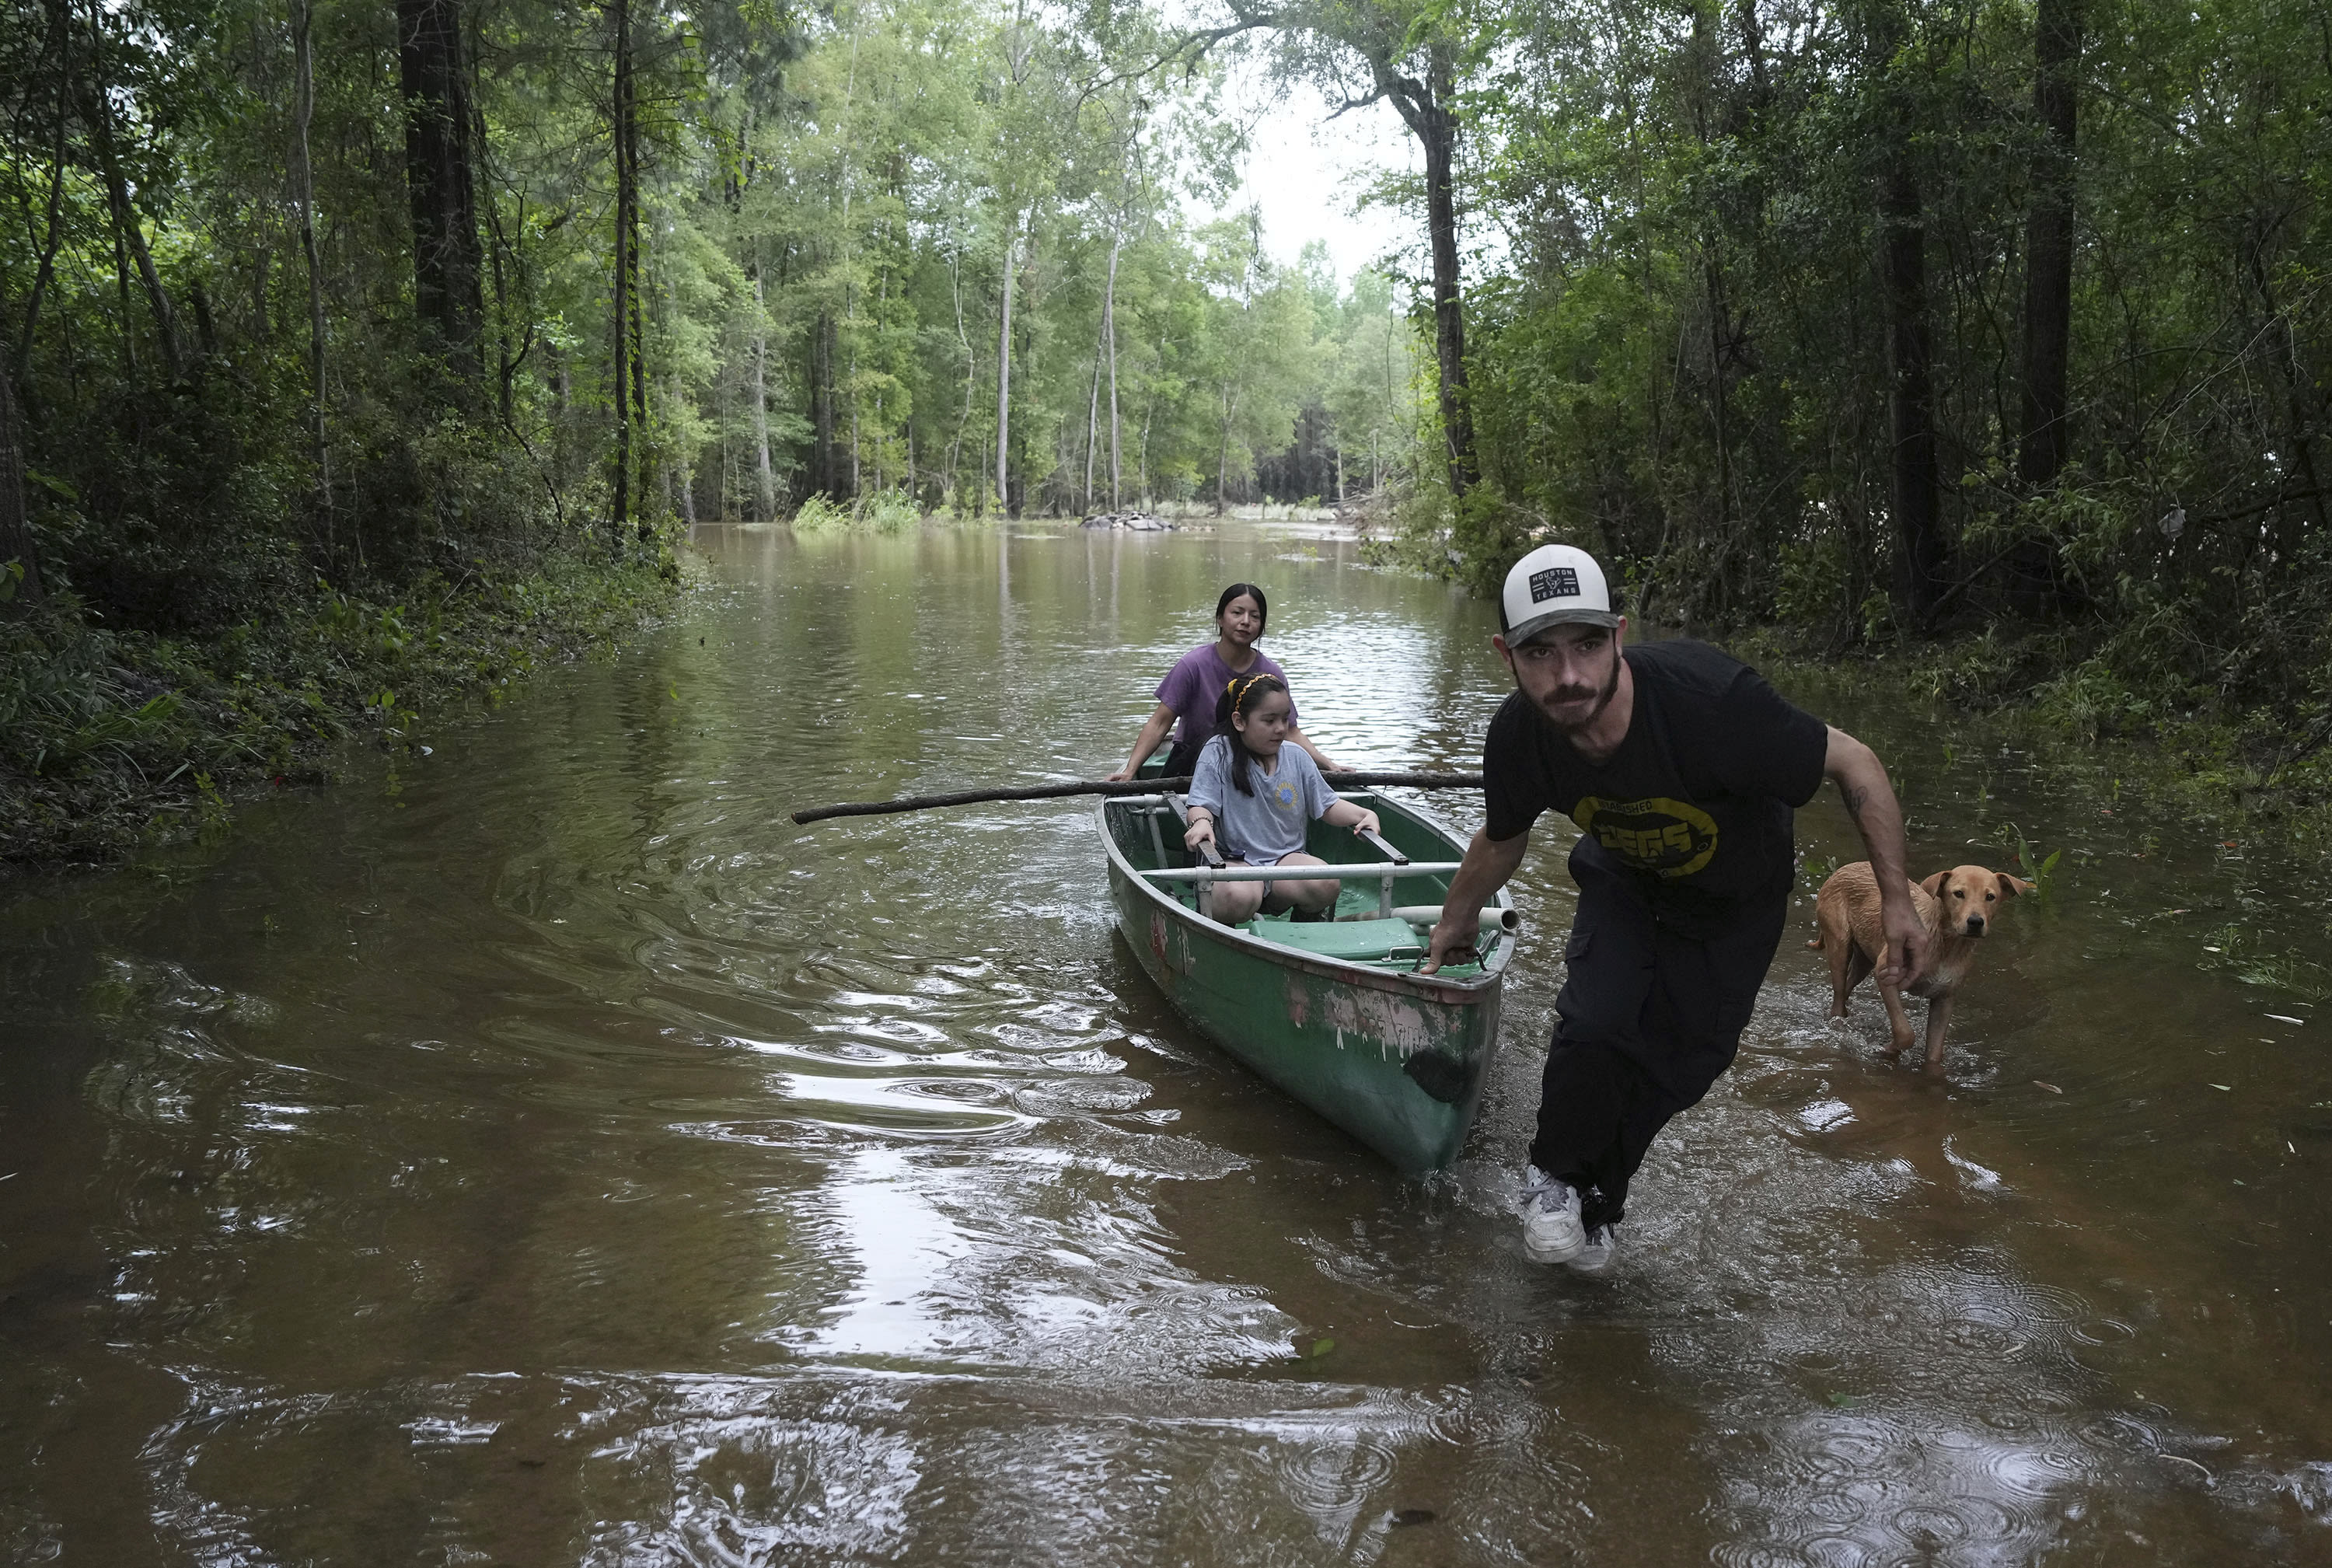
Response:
[1106,583,1342,781]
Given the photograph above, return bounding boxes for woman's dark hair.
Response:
[1211,672,1290,797]
[1214,582,1269,634]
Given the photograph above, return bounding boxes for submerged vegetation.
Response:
[1,549,677,864]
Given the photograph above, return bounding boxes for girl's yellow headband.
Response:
[1227,672,1282,714]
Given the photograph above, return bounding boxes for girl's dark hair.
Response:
[1214,582,1269,634]
[1211,672,1289,797]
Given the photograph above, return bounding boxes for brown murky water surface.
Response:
[5,521,2330,1564]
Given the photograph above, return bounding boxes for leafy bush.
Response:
[790,491,921,533]
[856,489,920,533]
[789,494,853,533]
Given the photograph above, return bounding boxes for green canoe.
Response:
[1099,783,1513,1172]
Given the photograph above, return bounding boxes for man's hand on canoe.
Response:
[1417,828,1527,975]
[1418,914,1481,975]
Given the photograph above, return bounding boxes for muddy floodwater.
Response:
[5,520,2331,1565]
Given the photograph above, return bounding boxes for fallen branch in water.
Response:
[791,771,1485,825]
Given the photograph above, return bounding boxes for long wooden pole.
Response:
[791,772,1484,826]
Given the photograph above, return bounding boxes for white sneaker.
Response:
[1566,1223,1617,1275]
[1519,1166,1585,1262]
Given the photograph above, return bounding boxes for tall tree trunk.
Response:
[1863,0,1946,625]
[814,310,837,499]
[0,365,44,607]
[750,270,776,520]
[607,0,635,542]
[630,186,651,537]
[996,211,1021,515]
[1082,335,1101,513]
[1216,386,1235,516]
[15,0,72,387]
[2016,0,2079,490]
[292,0,331,546]
[1139,375,1154,501]
[948,248,973,505]
[81,48,181,383]
[399,0,484,397]
[1880,122,1946,626]
[1736,0,1771,113]
[1104,233,1122,510]
[1380,50,1477,500]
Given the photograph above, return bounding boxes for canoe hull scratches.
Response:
[1105,797,1506,1172]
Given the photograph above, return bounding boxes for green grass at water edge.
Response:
[2,543,686,868]
[1734,624,2332,870]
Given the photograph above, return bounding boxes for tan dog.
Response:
[1809,862,2031,1067]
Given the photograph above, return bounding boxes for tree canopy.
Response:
[11,0,2331,742]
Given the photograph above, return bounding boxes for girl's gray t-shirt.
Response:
[1188,735,1339,864]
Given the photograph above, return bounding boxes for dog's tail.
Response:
[1806,932,1824,950]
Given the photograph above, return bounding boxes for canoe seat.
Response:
[1247,917,1424,962]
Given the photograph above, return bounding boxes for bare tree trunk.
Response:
[607,0,635,543]
[2016,0,2079,489]
[1880,96,1946,625]
[14,0,72,386]
[750,271,775,520]
[399,0,484,396]
[1216,386,1235,516]
[1082,335,1101,512]
[996,211,1021,515]
[292,0,331,550]
[1104,234,1122,510]
[948,249,973,504]
[81,27,181,383]
[1139,371,1154,503]
[1736,0,1771,110]
[812,308,840,497]
[0,365,44,606]
[630,187,651,537]
[1376,47,1476,499]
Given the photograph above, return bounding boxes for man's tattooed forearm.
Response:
[1842,784,1870,823]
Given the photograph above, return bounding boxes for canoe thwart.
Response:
[1159,792,1226,870]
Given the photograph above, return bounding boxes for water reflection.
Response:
[2,520,2329,1563]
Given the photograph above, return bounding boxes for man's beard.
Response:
[1535,650,1622,733]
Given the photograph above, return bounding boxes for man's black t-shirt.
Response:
[1484,639,1829,936]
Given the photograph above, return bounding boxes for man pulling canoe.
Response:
[1421,545,1926,1274]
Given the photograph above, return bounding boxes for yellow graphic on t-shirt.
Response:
[1272,779,1297,809]
[1572,796,1719,878]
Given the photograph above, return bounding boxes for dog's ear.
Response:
[1919,870,1949,899]
[1996,872,2032,900]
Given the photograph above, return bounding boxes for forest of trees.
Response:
[9,0,2332,852]
[0,0,1428,641]
[1411,0,2332,731]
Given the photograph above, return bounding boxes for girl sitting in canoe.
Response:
[1106,583,1342,781]
[1183,673,1381,925]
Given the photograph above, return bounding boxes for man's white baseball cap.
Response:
[1499,544,1621,644]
